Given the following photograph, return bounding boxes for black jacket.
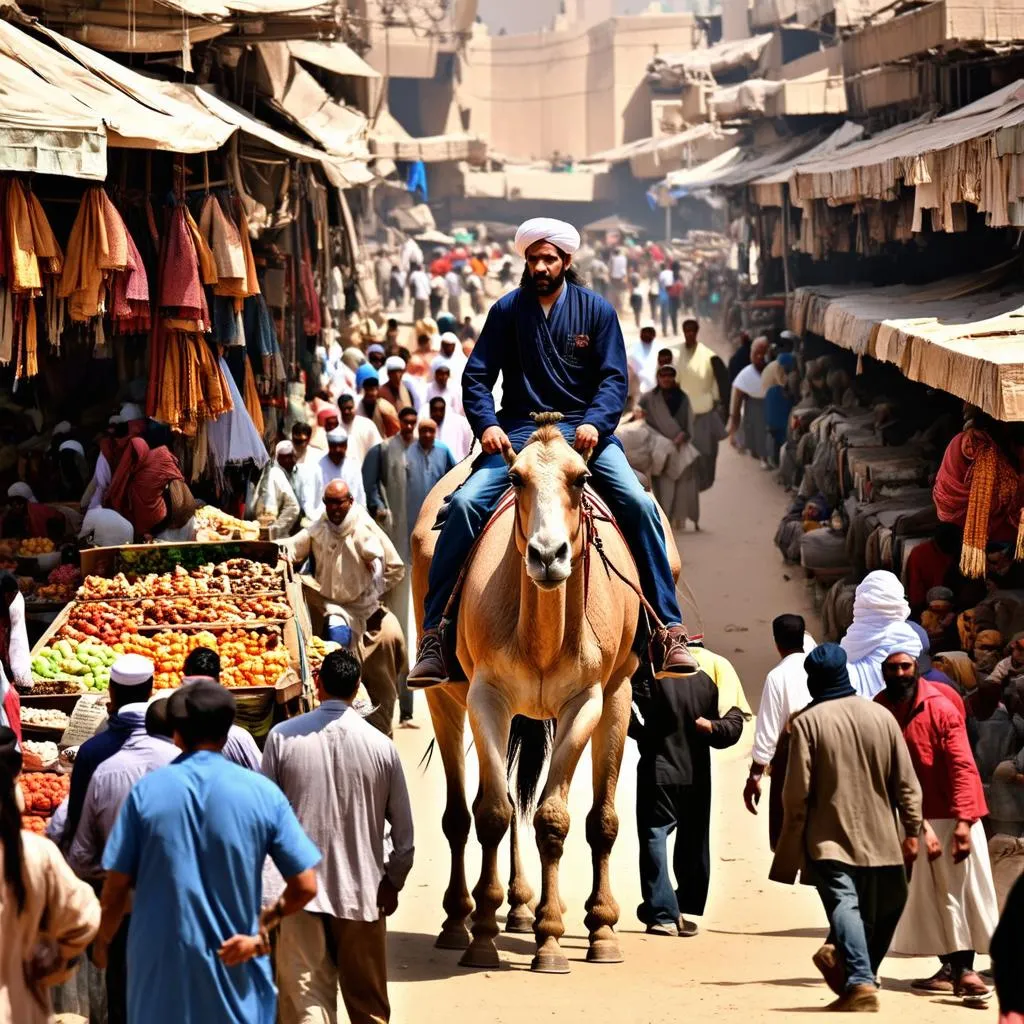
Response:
[630,666,744,786]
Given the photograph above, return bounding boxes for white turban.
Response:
[840,570,914,698]
[120,402,145,422]
[326,429,348,444]
[52,421,71,436]
[366,343,385,357]
[514,218,581,259]
[59,440,86,458]
[439,332,459,348]
[385,356,406,372]
[275,441,294,458]
[7,482,35,502]
[431,357,452,375]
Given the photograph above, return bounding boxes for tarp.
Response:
[790,261,1024,421]
[646,34,773,87]
[709,78,783,119]
[582,124,738,178]
[276,63,368,156]
[792,80,1024,203]
[288,40,380,78]
[0,46,106,179]
[0,21,225,153]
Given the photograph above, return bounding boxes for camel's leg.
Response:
[532,684,605,975]
[426,687,473,950]
[584,673,631,964]
[506,800,535,933]
[460,683,513,969]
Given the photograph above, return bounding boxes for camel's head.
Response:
[507,414,591,590]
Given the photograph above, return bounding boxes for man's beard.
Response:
[527,267,565,297]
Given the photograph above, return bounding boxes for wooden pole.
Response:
[781,185,792,301]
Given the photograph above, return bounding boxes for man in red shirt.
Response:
[875,647,998,1003]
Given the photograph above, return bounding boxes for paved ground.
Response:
[384,388,990,1022]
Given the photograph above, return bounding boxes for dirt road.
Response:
[384,335,988,1022]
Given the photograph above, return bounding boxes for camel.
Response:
[411,415,682,973]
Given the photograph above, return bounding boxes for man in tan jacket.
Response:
[771,643,922,1013]
[284,480,407,734]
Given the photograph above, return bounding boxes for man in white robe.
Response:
[428,396,472,463]
[317,429,366,509]
[251,441,301,538]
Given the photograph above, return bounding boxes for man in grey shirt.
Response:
[263,649,414,1024]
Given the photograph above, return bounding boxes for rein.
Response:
[439,485,668,634]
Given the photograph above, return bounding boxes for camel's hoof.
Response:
[586,939,624,964]
[435,926,471,951]
[505,907,535,933]
[531,952,571,974]
[459,942,501,969]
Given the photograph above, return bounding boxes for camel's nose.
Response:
[527,538,571,576]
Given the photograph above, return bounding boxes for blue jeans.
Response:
[422,421,683,631]
[813,860,907,990]
[636,779,711,925]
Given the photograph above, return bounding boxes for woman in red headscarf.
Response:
[104,438,193,540]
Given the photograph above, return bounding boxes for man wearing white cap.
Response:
[251,441,301,538]
[628,319,659,399]
[380,355,417,415]
[410,217,698,684]
[425,356,463,415]
[66,653,176,1022]
[318,429,366,509]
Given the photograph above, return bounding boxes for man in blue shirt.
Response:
[95,679,320,1024]
[409,217,697,684]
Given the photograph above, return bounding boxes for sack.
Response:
[166,478,198,529]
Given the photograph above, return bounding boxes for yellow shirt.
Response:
[691,645,753,718]
[677,342,719,415]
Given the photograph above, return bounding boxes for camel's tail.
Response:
[506,716,555,816]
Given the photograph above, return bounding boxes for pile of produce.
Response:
[22,814,48,835]
[18,538,55,556]
[32,640,115,691]
[29,582,77,604]
[20,707,71,729]
[23,739,59,768]
[138,595,290,626]
[78,558,283,601]
[195,506,260,542]
[114,627,291,689]
[28,678,88,695]
[307,635,341,674]
[61,604,139,645]
[20,772,69,814]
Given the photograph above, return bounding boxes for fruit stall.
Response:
[19,540,317,748]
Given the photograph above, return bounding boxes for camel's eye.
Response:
[572,472,590,489]
[509,470,524,489]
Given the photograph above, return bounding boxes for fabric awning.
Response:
[750,122,865,205]
[790,261,1024,420]
[288,40,380,79]
[0,45,106,179]
[582,124,739,178]
[646,34,772,88]
[792,80,1024,203]
[369,114,485,163]
[276,64,367,156]
[709,79,783,119]
[0,21,226,153]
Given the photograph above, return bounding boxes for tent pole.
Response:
[664,202,671,244]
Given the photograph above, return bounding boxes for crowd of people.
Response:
[10,211,1024,1024]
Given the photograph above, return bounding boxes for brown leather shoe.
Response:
[812,944,846,996]
[652,625,699,678]
[910,963,954,993]
[408,628,449,687]
[954,970,992,1001]
[826,984,879,1012]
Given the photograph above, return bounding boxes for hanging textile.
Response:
[146,205,233,436]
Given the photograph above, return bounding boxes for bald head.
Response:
[752,336,770,369]
[323,479,354,525]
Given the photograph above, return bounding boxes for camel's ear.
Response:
[582,446,594,465]
[502,446,516,468]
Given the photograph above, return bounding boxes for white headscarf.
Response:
[840,570,914,698]
[7,482,35,502]
[385,356,406,372]
[79,508,134,547]
[59,440,86,458]
[275,441,294,459]
[514,218,581,259]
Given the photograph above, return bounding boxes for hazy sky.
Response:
[476,0,696,35]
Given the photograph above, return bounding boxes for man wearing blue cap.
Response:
[356,366,399,439]
[771,643,923,1013]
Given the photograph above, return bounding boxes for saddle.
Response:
[436,484,652,684]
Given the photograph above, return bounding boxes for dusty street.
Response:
[385,404,987,1022]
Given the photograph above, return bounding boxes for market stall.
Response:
[19,540,315,749]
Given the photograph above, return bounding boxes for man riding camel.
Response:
[409,217,697,685]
